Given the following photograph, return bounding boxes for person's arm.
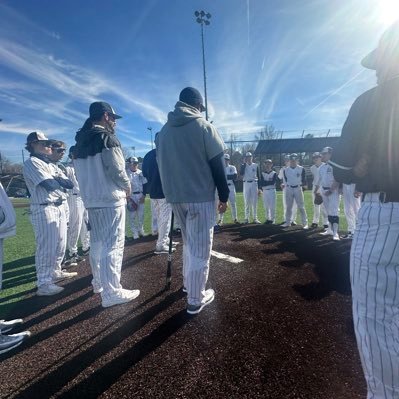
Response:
[209,152,229,203]
[101,144,131,193]
[301,168,306,188]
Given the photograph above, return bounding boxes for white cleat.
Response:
[303,224,309,230]
[281,222,290,227]
[37,283,64,296]
[333,233,340,241]
[102,289,140,308]
[320,229,333,236]
[253,219,261,224]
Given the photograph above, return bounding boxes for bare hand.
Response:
[218,201,228,213]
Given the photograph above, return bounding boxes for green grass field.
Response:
[0,193,348,318]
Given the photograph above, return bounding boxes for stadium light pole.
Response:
[194,10,211,121]
[147,127,153,149]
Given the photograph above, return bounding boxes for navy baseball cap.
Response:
[179,87,206,112]
[89,101,122,119]
[289,153,298,160]
[321,147,332,154]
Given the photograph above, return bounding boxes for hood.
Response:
[167,101,203,127]
[74,125,115,159]
[75,126,105,146]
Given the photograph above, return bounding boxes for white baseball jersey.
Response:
[317,163,335,189]
[242,163,259,181]
[283,166,305,187]
[310,163,324,186]
[127,168,147,193]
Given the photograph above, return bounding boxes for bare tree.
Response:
[255,124,281,141]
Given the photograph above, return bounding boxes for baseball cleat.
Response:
[187,289,215,315]
[333,233,340,241]
[0,319,23,334]
[81,247,90,256]
[341,233,353,240]
[132,234,139,240]
[182,287,187,293]
[291,222,297,226]
[243,219,249,224]
[234,219,240,224]
[320,229,333,236]
[0,331,31,354]
[154,245,176,254]
[311,223,318,228]
[253,219,261,224]
[36,283,64,296]
[102,289,140,308]
[281,222,290,227]
[323,224,329,229]
[53,270,78,282]
[303,224,309,230]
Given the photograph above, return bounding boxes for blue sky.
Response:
[0,0,397,162]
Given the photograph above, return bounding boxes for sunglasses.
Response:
[35,141,52,148]
[53,148,66,154]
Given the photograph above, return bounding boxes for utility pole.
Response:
[147,127,153,149]
[194,10,211,121]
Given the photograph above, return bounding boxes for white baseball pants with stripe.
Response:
[30,203,68,287]
[128,193,145,236]
[282,188,297,223]
[152,198,171,248]
[80,209,90,252]
[350,194,399,399]
[67,195,85,254]
[88,206,126,300]
[284,187,307,225]
[219,184,237,221]
[343,183,361,233]
[172,201,215,306]
[151,199,158,233]
[312,191,328,225]
[262,188,276,222]
[243,181,258,220]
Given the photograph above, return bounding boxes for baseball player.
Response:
[330,22,399,398]
[310,152,328,228]
[314,147,340,240]
[240,152,261,224]
[278,155,298,225]
[341,183,361,239]
[126,157,147,239]
[218,153,238,225]
[64,146,90,265]
[74,101,139,308]
[260,159,278,224]
[0,181,16,290]
[23,132,77,296]
[142,143,177,255]
[281,154,308,229]
[156,87,228,314]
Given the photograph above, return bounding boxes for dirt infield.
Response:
[0,224,365,399]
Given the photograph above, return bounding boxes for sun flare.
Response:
[378,0,399,26]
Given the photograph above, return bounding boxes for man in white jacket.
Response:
[74,101,139,308]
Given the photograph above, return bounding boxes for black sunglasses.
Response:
[54,148,66,154]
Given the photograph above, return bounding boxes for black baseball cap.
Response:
[89,101,122,119]
[179,87,206,112]
[26,131,49,144]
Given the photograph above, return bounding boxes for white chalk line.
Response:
[211,250,244,264]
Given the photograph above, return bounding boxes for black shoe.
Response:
[81,248,90,256]
[311,223,318,228]
[291,222,297,226]
[323,224,329,229]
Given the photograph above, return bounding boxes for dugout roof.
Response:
[254,137,341,155]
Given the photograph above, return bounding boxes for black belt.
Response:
[289,185,299,188]
[132,191,142,194]
[72,193,78,196]
[245,180,256,183]
[322,187,331,190]
[39,201,64,206]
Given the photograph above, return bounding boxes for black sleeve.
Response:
[142,182,148,196]
[272,172,278,185]
[239,163,246,176]
[54,176,74,189]
[39,179,62,192]
[209,152,229,203]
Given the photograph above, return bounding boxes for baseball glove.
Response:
[127,198,138,212]
[314,192,323,205]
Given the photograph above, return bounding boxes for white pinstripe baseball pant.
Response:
[321,188,340,217]
[284,186,308,225]
[282,187,297,223]
[343,183,361,233]
[172,201,215,306]
[312,191,328,225]
[80,209,90,252]
[152,198,171,248]
[351,194,399,399]
[67,194,85,254]
[128,193,145,236]
[262,188,276,222]
[151,199,158,233]
[88,206,126,300]
[243,181,258,220]
[30,203,68,287]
